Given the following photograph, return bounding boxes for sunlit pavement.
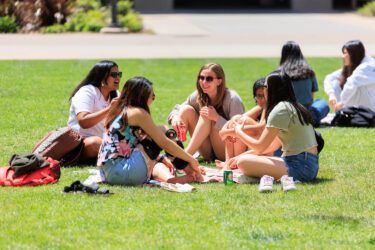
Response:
[1,11,375,59]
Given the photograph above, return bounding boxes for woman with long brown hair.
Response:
[168,63,245,161]
[97,76,200,185]
[227,71,319,191]
[324,40,375,112]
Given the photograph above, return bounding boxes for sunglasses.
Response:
[152,93,155,101]
[198,75,218,82]
[109,72,122,78]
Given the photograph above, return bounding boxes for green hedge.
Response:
[358,0,375,16]
[0,16,18,33]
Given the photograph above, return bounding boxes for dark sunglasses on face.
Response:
[110,72,122,78]
[152,93,155,101]
[198,75,218,82]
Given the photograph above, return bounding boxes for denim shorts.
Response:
[283,152,319,182]
[101,149,148,186]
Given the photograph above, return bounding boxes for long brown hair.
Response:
[104,76,153,131]
[340,40,365,89]
[265,71,313,126]
[196,63,227,118]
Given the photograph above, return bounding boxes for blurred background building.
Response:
[133,0,370,12]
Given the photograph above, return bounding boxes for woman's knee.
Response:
[180,105,198,123]
[83,136,102,158]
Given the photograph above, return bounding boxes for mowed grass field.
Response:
[0,58,374,249]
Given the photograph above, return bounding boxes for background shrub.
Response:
[358,0,375,16]
[40,23,66,33]
[118,12,142,32]
[0,16,18,33]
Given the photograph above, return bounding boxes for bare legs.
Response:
[82,136,102,160]
[237,154,288,180]
[178,105,225,161]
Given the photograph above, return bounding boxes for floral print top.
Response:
[97,115,142,167]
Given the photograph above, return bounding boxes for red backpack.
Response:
[0,157,61,187]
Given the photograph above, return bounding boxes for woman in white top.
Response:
[324,40,375,112]
[68,60,120,161]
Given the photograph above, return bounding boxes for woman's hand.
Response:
[200,106,219,122]
[171,116,186,133]
[328,93,337,110]
[334,102,344,111]
[233,118,245,134]
[183,158,200,179]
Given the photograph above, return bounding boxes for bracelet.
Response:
[157,154,165,163]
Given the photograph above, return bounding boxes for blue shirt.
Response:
[292,77,318,107]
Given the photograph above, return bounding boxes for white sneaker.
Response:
[281,175,297,192]
[259,175,274,192]
[238,174,259,184]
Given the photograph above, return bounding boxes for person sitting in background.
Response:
[68,60,120,162]
[324,40,375,112]
[167,63,245,161]
[279,41,328,126]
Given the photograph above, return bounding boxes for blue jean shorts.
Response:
[101,149,148,186]
[283,152,319,182]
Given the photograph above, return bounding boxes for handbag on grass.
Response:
[331,106,375,127]
[0,157,60,186]
[32,127,84,166]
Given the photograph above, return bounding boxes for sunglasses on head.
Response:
[110,72,122,78]
[198,75,218,82]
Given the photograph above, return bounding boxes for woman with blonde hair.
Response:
[168,63,245,161]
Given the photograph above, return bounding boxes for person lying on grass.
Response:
[97,76,200,185]
[168,63,245,162]
[218,78,280,167]
[68,60,120,163]
[222,71,319,182]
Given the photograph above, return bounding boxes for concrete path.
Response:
[1,11,375,59]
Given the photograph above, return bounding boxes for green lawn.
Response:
[0,58,374,248]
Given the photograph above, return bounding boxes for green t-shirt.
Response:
[266,102,317,156]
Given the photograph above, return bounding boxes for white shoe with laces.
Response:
[259,175,274,192]
[281,175,297,192]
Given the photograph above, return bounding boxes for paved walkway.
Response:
[1,11,375,59]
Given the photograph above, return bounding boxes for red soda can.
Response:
[178,124,187,142]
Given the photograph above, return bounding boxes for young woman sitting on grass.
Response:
[167,63,245,161]
[219,78,280,163]
[68,60,120,162]
[324,40,375,112]
[97,76,200,185]
[227,71,319,184]
[279,41,328,126]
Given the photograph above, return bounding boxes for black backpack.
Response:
[331,106,375,127]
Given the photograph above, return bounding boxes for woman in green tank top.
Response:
[228,71,319,182]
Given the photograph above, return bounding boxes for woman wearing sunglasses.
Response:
[68,60,121,162]
[98,76,200,185]
[168,63,245,161]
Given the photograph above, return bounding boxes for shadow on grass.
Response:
[308,177,334,185]
[304,214,361,227]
